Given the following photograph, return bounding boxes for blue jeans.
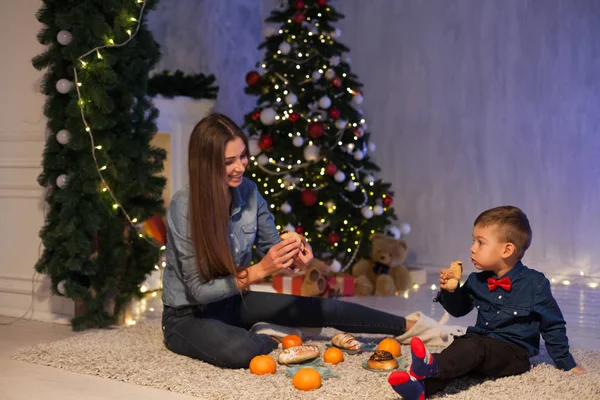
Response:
[162,291,407,369]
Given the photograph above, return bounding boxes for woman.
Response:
[162,113,420,369]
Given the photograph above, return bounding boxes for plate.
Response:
[361,357,408,373]
[325,342,377,355]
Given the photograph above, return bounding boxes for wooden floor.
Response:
[1,280,599,399]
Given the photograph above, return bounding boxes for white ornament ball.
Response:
[303,144,320,161]
[264,27,277,37]
[333,170,346,183]
[329,259,342,274]
[345,143,355,153]
[400,223,411,235]
[352,93,363,105]
[368,141,376,152]
[292,136,304,147]
[257,154,269,165]
[346,181,357,192]
[332,28,342,38]
[361,206,373,219]
[279,41,291,55]
[315,218,330,232]
[56,79,73,94]
[329,56,341,67]
[57,30,72,46]
[311,70,322,81]
[363,174,374,184]
[285,92,298,105]
[56,129,70,145]
[318,96,331,109]
[56,279,67,295]
[335,119,347,129]
[373,205,384,216]
[353,150,364,161]
[56,174,68,189]
[284,223,295,233]
[324,68,336,80]
[248,138,261,156]
[259,108,277,125]
[280,202,292,214]
[385,225,401,239]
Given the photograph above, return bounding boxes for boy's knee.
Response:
[219,339,264,369]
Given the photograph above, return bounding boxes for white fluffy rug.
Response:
[12,320,600,399]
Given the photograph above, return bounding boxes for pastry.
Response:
[279,230,305,252]
[277,344,320,364]
[367,350,399,370]
[445,260,463,292]
[331,333,361,351]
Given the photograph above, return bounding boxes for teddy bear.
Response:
[301,258,340,298]
[352,233,411,296]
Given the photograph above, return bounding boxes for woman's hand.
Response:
[257,238,302,276]
[292,237,313,271]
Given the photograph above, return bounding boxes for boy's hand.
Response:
[439,269,451,291]
[570,365,586,374]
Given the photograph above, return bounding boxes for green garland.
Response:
[148,70,219,100]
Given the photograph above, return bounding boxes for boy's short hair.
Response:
[474,206,532,259]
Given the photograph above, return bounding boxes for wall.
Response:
[330,0,600,278]
[0,0,73,323]
[146,0,263,125]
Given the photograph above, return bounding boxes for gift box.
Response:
[271,274,305,295]
[328,274,355,296]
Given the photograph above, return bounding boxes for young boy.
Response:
[388,206,584,399]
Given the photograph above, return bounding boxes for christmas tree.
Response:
[243,0,409,272]
[33,0,166,330]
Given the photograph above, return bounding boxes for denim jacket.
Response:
[435,261,576,370]
[162,178,281,307]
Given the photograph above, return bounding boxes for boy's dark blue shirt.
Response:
[436,261,576,370]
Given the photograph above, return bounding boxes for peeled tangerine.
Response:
[445,260,463,292]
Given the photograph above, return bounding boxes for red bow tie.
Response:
[487,277,512,292]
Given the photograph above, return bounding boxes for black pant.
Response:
[162,291,407,369]
[425,334,531,396]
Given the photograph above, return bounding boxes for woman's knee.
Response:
[218,338,266,369]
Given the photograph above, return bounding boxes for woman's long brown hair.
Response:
[188,113,249,281]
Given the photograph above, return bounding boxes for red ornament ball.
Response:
[245,71,261,87]
[328,108,340,120]
[325,163,337,176]
[295,226,304,234]
[307,121,324,139]
[328,232,340,245]
[317,0,327,6]
[251,110,261,121]
[382,196,393,207]
[289,112,300,122]
[295,0,304,9]
[301,189,317,206]
[258,135,273,152]
[332,77,342,88]
[293,12,305,24]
